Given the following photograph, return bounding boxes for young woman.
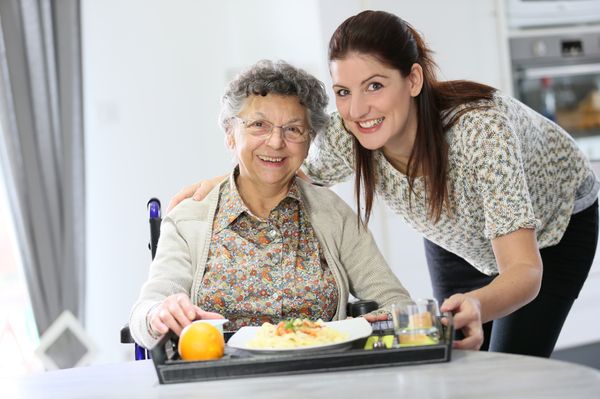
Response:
[169,11,598,357]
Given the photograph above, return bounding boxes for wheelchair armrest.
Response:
[120,324,135,344]
[347,300,378,317]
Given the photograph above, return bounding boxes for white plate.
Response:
[226,318,373,355]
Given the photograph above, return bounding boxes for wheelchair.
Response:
[120,198,162,360]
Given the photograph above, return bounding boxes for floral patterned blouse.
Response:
[197,172,338,329]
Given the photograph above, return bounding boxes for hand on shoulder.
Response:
[167,175,228,212]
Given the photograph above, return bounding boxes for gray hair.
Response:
[218,60,329,139]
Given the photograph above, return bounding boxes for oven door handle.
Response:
[520,63,600,79]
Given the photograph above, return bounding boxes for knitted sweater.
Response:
[303,93,599,276]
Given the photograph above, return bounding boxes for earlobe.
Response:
[226,132,235,150]
[409,63,424,97]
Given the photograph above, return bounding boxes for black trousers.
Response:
[424,200,598,357]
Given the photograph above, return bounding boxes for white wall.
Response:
[83,0,329,364]
[83,0,595,364]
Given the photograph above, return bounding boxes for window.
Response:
[0,166,43,376]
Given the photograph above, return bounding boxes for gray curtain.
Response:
[0,0,84,341]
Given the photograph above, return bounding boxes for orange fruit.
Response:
[178,322,225,361]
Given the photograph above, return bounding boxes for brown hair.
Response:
[329,10,496,225]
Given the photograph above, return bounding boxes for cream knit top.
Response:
[303,93,599,276]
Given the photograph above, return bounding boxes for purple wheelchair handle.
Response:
[147,198,161,219]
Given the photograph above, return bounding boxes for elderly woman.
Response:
[129,60,411,349]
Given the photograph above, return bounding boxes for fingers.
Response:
[362,313,390,322]
[441,293,484,351]
[167,176,228,212]
[194,306,225,320]
[191,181,208,201]
[453,334,483,351]
[440,316,450,327]
[362,314,377,322]
[148,295,227,338]
[158,308,185,336]
[295,169,313,183]
[149,316,169,336]
[150,294,196,336]
[440,294,462,313]
[192,175,228,201]
[453,321,484,350]
[451,311,471,331]
[176,294,197,320]
[376,313,390,321]
[167,183,201,212]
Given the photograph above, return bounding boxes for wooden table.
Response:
[8,350,600,398]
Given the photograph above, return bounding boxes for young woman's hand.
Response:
[167,175,227,212]
[440,294,484,350]
[148,293,224,336]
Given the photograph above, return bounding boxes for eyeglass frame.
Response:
[231,116,312,143]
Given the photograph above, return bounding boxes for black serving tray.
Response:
[151,315,453,384]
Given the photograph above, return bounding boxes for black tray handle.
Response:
[442,311,454,360]
[151,330,179,372]
[150,329,235,364]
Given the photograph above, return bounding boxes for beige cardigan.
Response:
[129,178,410,349]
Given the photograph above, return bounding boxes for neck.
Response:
[235,175,291,219]
[382,146,411,174]
[383,102,419,175]
[383,126,418,175]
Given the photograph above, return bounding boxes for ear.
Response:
[408,63,424,97]
[225,129,236,150]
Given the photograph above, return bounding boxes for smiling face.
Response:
[330,52,422,154]
[228,94,310,192]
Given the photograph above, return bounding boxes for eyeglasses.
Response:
[233,117,311,143]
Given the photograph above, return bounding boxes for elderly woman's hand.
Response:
[149,293,224,336]
[167,175,227,212]
[440,293,484,350]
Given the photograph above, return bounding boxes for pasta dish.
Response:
[247,319,350,349]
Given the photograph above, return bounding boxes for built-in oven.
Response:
[510,26,600,159]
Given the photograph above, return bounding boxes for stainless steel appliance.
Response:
[510,27,600,159]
